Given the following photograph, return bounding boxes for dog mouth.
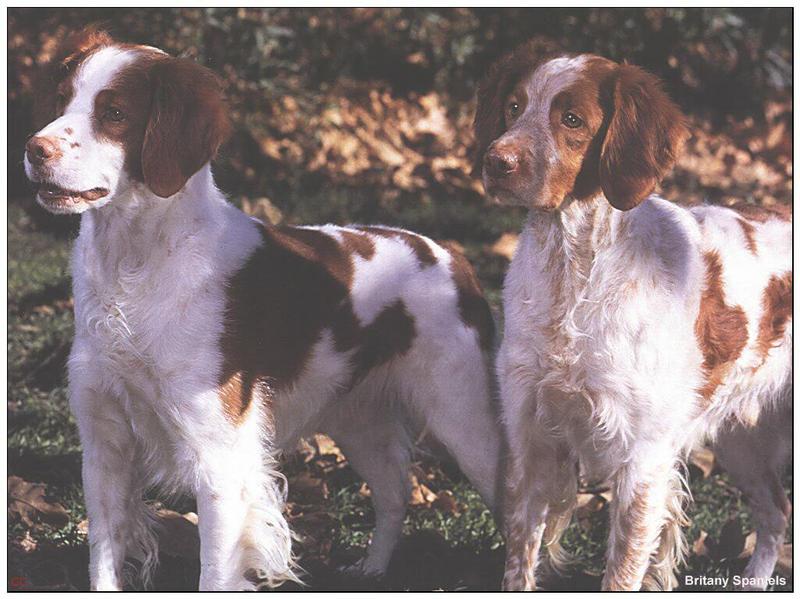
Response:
[484,182,526,207]
[36,183,110,211]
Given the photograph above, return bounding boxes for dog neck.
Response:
[524,194,617,295]
[76,164,228,280]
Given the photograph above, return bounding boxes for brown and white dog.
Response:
[474,41,792,591]
[23,29,502,590]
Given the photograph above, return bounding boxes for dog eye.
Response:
[562,112,583,129]
[507,101,520,118]
[103,108,125,123]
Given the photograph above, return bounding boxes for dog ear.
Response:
[599,64,689,211]
[142,58,231,198]
[472,38,559,177]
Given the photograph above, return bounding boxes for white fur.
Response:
[26,46,502,590]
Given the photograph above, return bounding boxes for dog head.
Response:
[24,28,231,214]
[474,42,689,212]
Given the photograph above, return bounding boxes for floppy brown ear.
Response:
[142,58,231,198]
[472,38,559,177]
[599,64,689,211]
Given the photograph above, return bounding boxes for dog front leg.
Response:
[499,356,570,591]
[195,454,252,591]
[603,456,676,591]
[194,440,296,591]
[72,384,138,591]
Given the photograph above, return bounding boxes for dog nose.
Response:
[26,136,60,166]
[485,146,519,177]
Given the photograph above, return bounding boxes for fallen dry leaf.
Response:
[8,476,70,528]
[431,490,461,515]
[313,434,344,462]
[490,232,519,261]
[241,197,283,225]
[409,475,437,507]
[776,543,792,574]
[738,530,757,559]
[693,530,710,557]
[410,463,434,481]
[688,447,717,479]
[12,530,38,553]
[575,493,608,517]
[295,437,317,463]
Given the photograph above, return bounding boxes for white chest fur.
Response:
[500,197,707,463]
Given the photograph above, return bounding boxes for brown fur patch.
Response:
[551,58,616,203]
[694,251,749,403]
[219,225,417,422]
[755,272,792,363]
[356,226,437,267]
[32,27,114,129]
[442,243,495,352]
[737,218,758,255]
[100,55,231,197]
[598,64,689,211]
[728,201,792,223]
[347,300,416,384]
[339,229,376,260]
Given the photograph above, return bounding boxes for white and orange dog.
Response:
[24,30,502,590]
[473,42,792,591]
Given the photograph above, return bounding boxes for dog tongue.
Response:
[80,188,109,201]
[40,184,108,202]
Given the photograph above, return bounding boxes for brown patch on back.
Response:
[694,251,749,403]
[755,272,792,363]
[219,225,417,422]
[339,229,375,260]
[348,300,416,383]
[442,242,495,352]
[728,201,792,223]
[737,218,758,255]
[356,226,437,267]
